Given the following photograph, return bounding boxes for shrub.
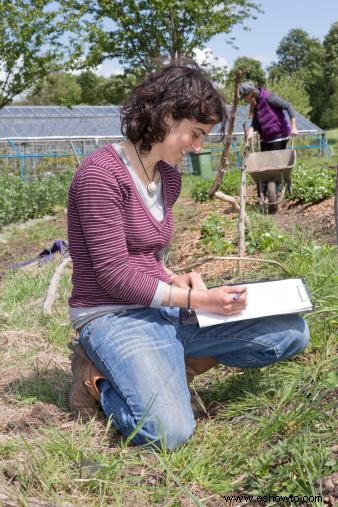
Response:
[0,171,73,228]
[191,169,241,202]
[288,162,336,204]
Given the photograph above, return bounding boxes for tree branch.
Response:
[42,257,71,315]
[208,71,244,197]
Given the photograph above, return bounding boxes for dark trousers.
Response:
[261,139,289,151]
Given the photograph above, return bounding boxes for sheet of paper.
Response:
[195,278,313,328]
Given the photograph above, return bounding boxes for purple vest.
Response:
[255,88,290,142]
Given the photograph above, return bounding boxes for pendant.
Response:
[147,181,157,193]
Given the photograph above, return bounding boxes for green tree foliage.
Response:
[225,57,266,100]
[268,75,311,118]
[62,0,261,73]
[320,22,338,128]
[268,29,325,123]
[0,1,78,108]
[193,49,228,88]
[102,71,145,105]
[272,29,324,75]
[24,69,145,106]
[323,22,338,80]
[76,71,107,105]
[320,77,338,128]
[76,70,135,105]
[26,73,82,107]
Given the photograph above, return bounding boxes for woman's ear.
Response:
[163,113,175,128]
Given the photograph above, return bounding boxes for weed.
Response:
[288,161,336,204]
[0,171,73,228]
[200,212,236,255]
[191,169,241,202]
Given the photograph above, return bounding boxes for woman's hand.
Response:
[247,127,255,141]
[195,285,247,316]
[291,118,298,136]
[170,271,207,290]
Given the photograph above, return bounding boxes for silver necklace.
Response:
[134,144,158,194]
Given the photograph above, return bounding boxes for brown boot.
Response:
[185,357,218,418]
[68,342,106,419]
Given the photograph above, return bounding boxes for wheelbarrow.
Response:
[246,146,297,213]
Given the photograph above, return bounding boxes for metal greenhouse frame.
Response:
[0,106,330,180]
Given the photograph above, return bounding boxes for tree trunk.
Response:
[208,71,243,197]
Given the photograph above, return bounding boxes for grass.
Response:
[0,168,337,505]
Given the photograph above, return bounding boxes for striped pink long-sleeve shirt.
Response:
[67,144,181,308]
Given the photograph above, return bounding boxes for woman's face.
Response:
[157,117,215,166]
[243,92,256,105]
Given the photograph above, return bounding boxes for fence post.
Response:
[69,139,81,165]
[8,138,25,180]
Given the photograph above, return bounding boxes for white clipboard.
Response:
[195,278,314,328]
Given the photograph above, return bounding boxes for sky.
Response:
[96,0,338,77]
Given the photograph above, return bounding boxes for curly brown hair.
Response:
[120,63,228,153]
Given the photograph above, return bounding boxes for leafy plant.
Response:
[288,161,336,204]
[191,169,241,202]
[200,212,236,255]
[0,171,73,228]
[245,230,287,255]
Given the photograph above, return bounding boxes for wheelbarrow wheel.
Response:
[267,181,278,214]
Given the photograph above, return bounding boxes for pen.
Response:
[232,288,246,301]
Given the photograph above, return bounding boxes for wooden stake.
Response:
[238,152,247,259]
[208,72,243,197]
[238,136,251,266]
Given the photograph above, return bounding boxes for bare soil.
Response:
[169,193,336,283]
[275,195,336,245]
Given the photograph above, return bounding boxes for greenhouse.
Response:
[0,105,329,180]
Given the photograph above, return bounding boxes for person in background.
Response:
[239,81,298,149]
[67,63,309,450]
[239,82,298,201]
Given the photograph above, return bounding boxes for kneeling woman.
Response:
[68,63,309,449]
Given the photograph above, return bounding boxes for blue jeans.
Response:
[79,307,309,449]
